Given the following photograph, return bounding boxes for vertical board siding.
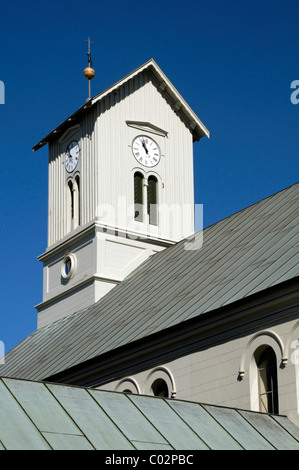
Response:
[47,69,194,247]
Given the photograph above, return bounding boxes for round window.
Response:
[61,253,77,280]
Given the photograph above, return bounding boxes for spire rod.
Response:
[83,37,96,101]
[85,36,94,67]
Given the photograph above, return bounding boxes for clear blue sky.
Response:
[0,0,298,353]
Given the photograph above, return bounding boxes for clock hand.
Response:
[142,139,149,154]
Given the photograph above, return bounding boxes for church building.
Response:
[0,59,299,450]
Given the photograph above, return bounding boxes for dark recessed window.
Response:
[255,346,279,414]
[75,175,80,226]
[151,378,169,397]
[147,175,158,225]
[134,172,143,222]
[68,180,74,220]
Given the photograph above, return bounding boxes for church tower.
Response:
[33,58,209,329]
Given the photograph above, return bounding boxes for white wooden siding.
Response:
[48,69,195,247]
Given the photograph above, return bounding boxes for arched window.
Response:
[115,378,140,395]
[67,176,80,232]
[144,367,175,398]
[74,175,80,228]
[69,181,74,219]
[147,175,158,225]
[67,180,74,233]
[254,346,279,414]
[134,172,144,222]
[151,378,169,397]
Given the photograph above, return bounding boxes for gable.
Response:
[33,59,209,152]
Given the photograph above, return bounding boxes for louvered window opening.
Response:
[68,181,74,220]
[134,173,158,225]
[257,347,279,414]
[134,172,143,222]
[147,175,158,226]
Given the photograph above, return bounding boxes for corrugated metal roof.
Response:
[1,377,299,450]
[1,182,298,381]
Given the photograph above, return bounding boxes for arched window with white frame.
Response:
[254,345,279,414]
[74,175,80,228]
[147,175,158,226]
[67,180,74,233]
[134,171,144,222]
[133,171,159,227]
[240,331,283,414]
[67,176,81,232]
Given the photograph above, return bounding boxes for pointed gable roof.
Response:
[33,58,209,152]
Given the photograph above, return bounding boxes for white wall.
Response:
[97,314,299,425]
[47,69,195,248]
[36,224,168,328]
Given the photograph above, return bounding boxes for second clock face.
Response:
[132,136,161,168]
[66,140,80,173]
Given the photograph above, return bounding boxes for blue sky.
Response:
[0,0,298,353]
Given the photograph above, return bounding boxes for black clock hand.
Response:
[142,139,148,154]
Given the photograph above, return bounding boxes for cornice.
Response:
[45,278,299,387]
[33,59,210,152]
[38,220,175,262]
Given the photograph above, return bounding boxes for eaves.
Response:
[44,277,299,388]
[32,59,210,152]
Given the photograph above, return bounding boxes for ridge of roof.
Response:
[202,180,299,231]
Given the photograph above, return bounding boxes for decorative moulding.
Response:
[126,120,168,137]
[58,124,80,144]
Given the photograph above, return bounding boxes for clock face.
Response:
[132,136,161,168]
[66,140,80,173]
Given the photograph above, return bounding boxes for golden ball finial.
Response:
[83,67,96,80]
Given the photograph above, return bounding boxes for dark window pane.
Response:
[134,172,143,222]
[147,176,158,225]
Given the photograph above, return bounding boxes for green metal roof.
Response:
[1,182,299,382]
[1,377,299,450]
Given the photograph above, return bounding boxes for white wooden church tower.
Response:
[33,58,209,329]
